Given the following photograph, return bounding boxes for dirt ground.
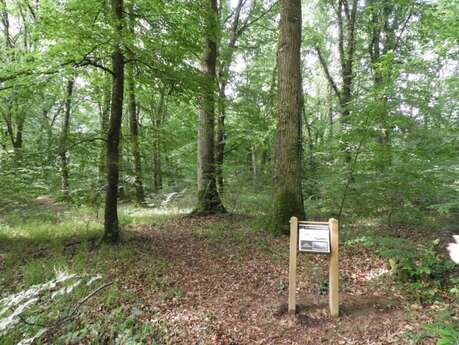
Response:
[116,215,439,345]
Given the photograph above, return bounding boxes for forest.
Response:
[0,0,458,344]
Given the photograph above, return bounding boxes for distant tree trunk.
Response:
[153,86,166,193]
[327,84,334,140]
[2,104,25,157]
[338,0,358,166]
[303,106,318,199]
[316,0,358,166]
[215,83,226,193]
[126,6,144,204]
[98,78,111,185]
[268,0,305,235]
[103,0,124,243]
[13,116,24,151]
[251,145,257,179]
[367,0,403,170]
[193,0,225,215]
[58,77,75,200]
[215,0,253,194]
[1,0,24,158]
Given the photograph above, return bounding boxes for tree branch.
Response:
[315,47,342,103]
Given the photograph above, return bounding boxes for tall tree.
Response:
[193,0,225,215]
[215,0,277,193]
[152,84,166,193]
[215,0,250,193]
[58,77,75,200]
[127,4,144,204]
[103,0,125,243]
[268,0,305,234]
[1,0,25,156]
[316,0,359,165]
[98,77,111,185]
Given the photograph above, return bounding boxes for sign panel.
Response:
[298,223,330,254]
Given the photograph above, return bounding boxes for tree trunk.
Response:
[193,0,225,215]
[126,7,144,204]
[251,145,257,179]
[338,0,358,166]
[58,78,75,200]
[215,83,226,193]
[368,0,398,170]
[214,0,247,194]
[103,0,124,243]
[268,0,305,235]
[153,86,166,193]
[98,77,111,185]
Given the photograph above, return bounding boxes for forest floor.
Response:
[0,197,458,345]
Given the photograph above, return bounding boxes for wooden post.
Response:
[288,216,298,315]
[329,218,339,317]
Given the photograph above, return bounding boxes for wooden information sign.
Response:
[288,217,339,317]
[298,223,330,253]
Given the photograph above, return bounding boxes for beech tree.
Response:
[194,0,225,215]
[103,0,125,243]
[268,0,305,234]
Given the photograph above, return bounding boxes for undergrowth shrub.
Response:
[407,307,459,345]
[347,235,457,303]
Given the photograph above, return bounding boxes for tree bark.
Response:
[103,0,124,243]
[268,0,305,235]
[193,0,226,215]
[59,77,75,200]
[127,5,144,204]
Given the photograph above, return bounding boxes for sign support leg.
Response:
[329,218,339,317]
[288,217,298,315]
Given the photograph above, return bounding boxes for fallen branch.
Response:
[56,281,114,325]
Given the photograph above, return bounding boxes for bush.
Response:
[382,239,456,303]
[347,235,457,303]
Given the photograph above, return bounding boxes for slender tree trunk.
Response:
[98,77,111,185]
[58,78,75,200]
[215,83,226,193]
[268,0,305,235]
[103,0,124,243]
[126,5,144,203]
[251,145,257,179]
[13,117,24,151]
[327,85,334,140]
[193,0,225,215]
[338,0,358,166]
[214,0,247,194]
[153,86,165,193]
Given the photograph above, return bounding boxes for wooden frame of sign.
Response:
[288,217,339,317]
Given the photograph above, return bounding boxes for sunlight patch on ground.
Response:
[0,269,102,344]
[364,267,389,281]
[123,207,192,217]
